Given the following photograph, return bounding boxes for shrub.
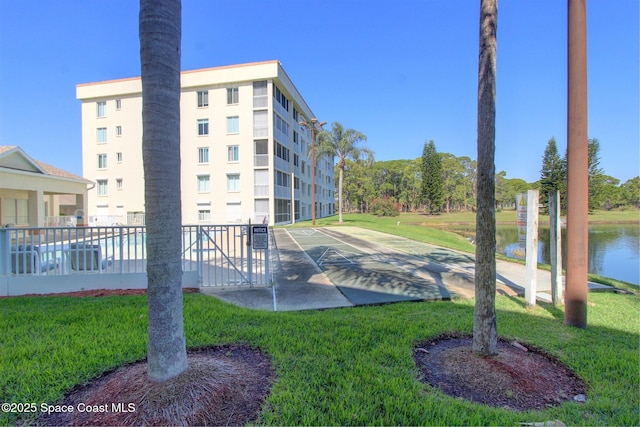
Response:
[370,198,400,217]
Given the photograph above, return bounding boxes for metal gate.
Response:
[184,224,270,287]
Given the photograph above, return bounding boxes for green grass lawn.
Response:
[291,213,477,253]
[1,291,638,426]
[3,212,638,425]
[306,209,640,228]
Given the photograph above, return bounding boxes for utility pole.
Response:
[565,0,588,328]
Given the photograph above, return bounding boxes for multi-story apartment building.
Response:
[76,60,335,225]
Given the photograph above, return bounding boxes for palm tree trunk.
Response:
[338,166,344,223]
[140,0,188,382]
[473,0,498,357]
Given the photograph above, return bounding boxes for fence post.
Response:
[197,226,203,287]
[265,227,271,287]
[247,219,253,286]
[119,227,124,274]
[0,229,9,276]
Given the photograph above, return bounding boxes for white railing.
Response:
[0,223,270,296]
[45,214,146,227]
[274,126,289,146]
[275,186,291,199]
[254,154,269,167]
[44,216,77,227]
[273,100,289,121]
[274,156,290,172]
[254,184,269,197]
[1,226,153,277]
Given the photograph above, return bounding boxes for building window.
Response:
[116,178,123,190]
[227,145,239,162]
[253,81,267,108]
[275,170,290,188]
[274,114,289,141]
[97,154,107,169]
[226,116,239,134]
[227,87,239,105]
[274,141,290,162]
[198,210,211,222]
[115,99,121,110]
[116,152,123,163]
[197,91,208,107]
[116,125,122,136]
[274,86,289,111]
[97,101,106,117]
[97,180,108,196]
[197,119,209,136]
[254,139,269,167]
[254,169,269,197]
[227,174,240,192]
[97,128,107,143]
[198,147,209,164]
[253,110,268,137]
[197,175,210,193]
[1,198,28,225]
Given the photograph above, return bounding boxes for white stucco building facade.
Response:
[76,60,335,225]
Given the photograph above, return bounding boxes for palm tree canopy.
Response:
[316,122,373,167]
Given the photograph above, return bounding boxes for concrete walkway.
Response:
[200,228,352,311]
[202,226,611,311]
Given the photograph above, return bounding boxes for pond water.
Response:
[452,224,639,285]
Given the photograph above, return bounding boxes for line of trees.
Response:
[337,137,638,216]
[539,137,639,212]
[340,141,529,215]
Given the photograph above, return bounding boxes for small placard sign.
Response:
[252,226,268,249]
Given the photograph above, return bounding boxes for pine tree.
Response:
[539,137,565,212]
[587,138,605,211]
[421,140,444,214]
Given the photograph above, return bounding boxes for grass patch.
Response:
[301,209,639,228]
[290,213,476,253]
[1,292,638,426]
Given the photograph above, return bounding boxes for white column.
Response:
[27,190,44,227]
[549,190,563,305]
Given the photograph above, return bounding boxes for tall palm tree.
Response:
[140,0,188,382]
[317,122,372,223]
[474,0,498,357]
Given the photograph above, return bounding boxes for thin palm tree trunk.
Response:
[140,0,188,382]
[339,167,344,223]
[473,0,498,357]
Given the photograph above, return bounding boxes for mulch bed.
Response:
[34,344,275,426]
[413,333,587,411]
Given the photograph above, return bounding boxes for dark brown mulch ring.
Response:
[413,333,587,411]
[35,344,275,426]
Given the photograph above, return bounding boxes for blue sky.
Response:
[1,0,638,184]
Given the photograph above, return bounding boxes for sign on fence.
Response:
[252,226,269,250]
